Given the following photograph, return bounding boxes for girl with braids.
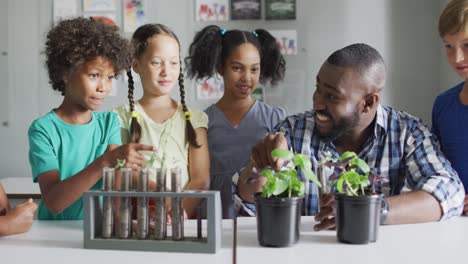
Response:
[114,24,209,219]
[28,17,155,220]
[185,25,287,218]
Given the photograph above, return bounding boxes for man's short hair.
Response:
[439,0,468,37]
[326,43,385,77]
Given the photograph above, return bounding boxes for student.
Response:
[114,24,209,219]
[433,0,468,216]
[28,17,154,220]
[185,25,287,218]
[0,182,37,236]
[239,43,464,227]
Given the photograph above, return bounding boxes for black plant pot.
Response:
[334,193,382,244]
[254,194,302,247]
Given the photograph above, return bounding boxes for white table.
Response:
[236,216,468,263]
[1,176,41,199]
[0,220,235,264]
[2,214,466,264]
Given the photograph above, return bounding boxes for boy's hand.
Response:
[7,199,37,234]
[107,143,156,169]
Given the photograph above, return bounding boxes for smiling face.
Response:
[313,62,365,142]
[220,43,260,100]
[443,30,468,80]
[133,34,180,97]
[63,56,116,112]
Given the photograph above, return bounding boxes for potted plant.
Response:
[255,149,321,247]
[325,151,383,244]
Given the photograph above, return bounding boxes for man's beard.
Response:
[315,108,360,142]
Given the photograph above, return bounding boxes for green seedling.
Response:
[259,149,321,198]
[326,151,383,196]
[115,159,126,169]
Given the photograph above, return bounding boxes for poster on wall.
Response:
[83,0,117,12]
[195,76,225,100]
[270,30,297,55]
[231,0,261,20]
[123,0,145,33]
[265,0,296,20]
[53,0,79,23]
[195,0,229,22]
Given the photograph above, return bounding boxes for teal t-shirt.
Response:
[28,110,121,220]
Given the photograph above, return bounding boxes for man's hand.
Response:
[313,193,336,231]
[251,133,288,171]
[238,165,267,203]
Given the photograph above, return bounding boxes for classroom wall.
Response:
[0,0,448,179]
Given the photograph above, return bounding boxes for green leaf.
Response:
[292,154,321,187]
[303,169,321,187]
[271,149,294,160]
[293,154,310,169]
[360,175,370,187]
[340,151,357,162]
[146,151,158,167]
[290,175,305,197]
[272,177,289,196]
[115,159,126,169]
[262,179,277,198]
[349,156,370,174]
[260,169,274,179]
[297,183,305,197]
[337,177,345,193]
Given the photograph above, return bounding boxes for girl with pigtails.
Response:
[185,25,287,218]
[114,24,209,219]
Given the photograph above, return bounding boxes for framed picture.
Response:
[83,0,117,12]
[231,0,261,20]
[123,0,145,33]
[265,0,296,20]
[195,76,225,100]
[195,0,229,21]
[270,30,297,55]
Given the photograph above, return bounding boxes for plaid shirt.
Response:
[234,105,464,220]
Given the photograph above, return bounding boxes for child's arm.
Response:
[38,143,155,214]
[0,198,37,236]
[0,183,10,215]
[183,128,210,218]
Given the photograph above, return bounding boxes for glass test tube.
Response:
[171,167,184,241]
[154,168,167,240]
[101,167,114,239]
[118,168,132,239]
[137,168,149,239]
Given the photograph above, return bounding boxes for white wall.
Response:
[0,0,447,179]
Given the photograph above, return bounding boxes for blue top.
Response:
[205,100,286,218]
[432,82,468,193]
[28,110,121,220]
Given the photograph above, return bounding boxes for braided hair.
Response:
[128,24,200,147]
